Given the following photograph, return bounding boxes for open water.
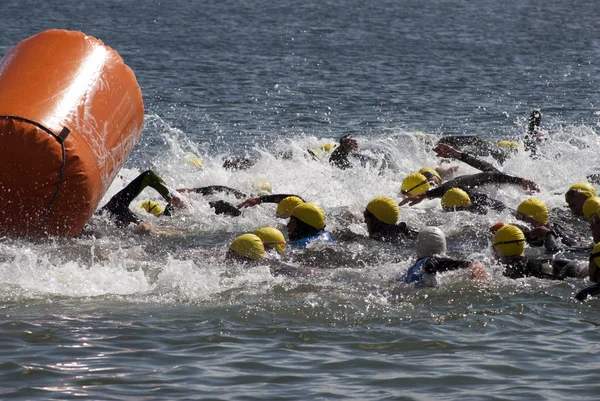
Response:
[2,0,600,400]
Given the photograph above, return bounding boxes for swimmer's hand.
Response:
[521,178,540,192]
[529,226,551,239]
[433,143,462,159]
[398,193,427,206]
[436,165,459,178]
[469,261,487,282]
[575,283,600,302]
[167,192,187,209]
[134,222,182,236]
[236,196,261,209]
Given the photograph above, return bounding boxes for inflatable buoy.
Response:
[0,30,144,237]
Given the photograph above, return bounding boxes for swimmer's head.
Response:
[583,197,600,222]
[184,154,204,169]
[566,183,596,216]
[140,201,163,217]
[290,203,325,230]
[489,222,506,234]
[228,233,265,262]
[441,188,471,211]
[418,168,442,186]
[497,140,519,152]
[516,198,548,225]
[254,227,287,253]
[276,196,305,218]
[589,242,600,283]
[493,225,525,258]
[288,203,326,242]
[401,173,430,196]
[416,227,447,258]
[251,179,273,196]
[366,197,399,225]
[320,143,335,152]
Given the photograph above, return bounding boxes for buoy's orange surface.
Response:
[0,30,144,237]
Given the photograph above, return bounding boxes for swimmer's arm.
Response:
[268,261,315,278]
[178,185,247,199]
[545,224,581,251]
[468,191,508,213]
[236,194,304,209]
[396,223,419,239]
[451,172,539,192]
[433,144,499,173]
[457,152,499,173]
[423,257,472,274]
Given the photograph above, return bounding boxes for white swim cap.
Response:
[416,227,447,258]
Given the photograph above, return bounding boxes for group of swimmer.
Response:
[94,109,600,301]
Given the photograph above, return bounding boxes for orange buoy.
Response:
[0,30,144,237]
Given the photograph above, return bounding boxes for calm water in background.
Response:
[2,0,600,399]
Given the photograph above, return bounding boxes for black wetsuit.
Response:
[433,150,524,192]
[370,222,419,242]
[398,255,472,284]
[259,194,306,204]
[438,135,512,164]
[99,170,174,227]
[501,256,585,280]
[520,222,590,253]
[190,186,247,199]
[524,110,542,156]
[329,146,356,169]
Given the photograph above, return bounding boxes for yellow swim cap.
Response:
[140,201,163,217]
[583,197,600,221]
[441,188,471,209]
[276,196,305,218]
[366,197,399,225]
[254,227,287,253]
[320,143,334,152]
[418,167,441,181]
[516,198,549,225]
[497,140,519,151]
[567,182,596,199]
[185,154,204,169]
[590,242,600,269]
[493,225,525,257]
[291,203,326,230]
[251,179,273,196]
[229,234,265,260]
[401,173,430,195]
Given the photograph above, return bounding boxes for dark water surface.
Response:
[2,0,600,399]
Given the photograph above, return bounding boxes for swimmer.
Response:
[226,233,309,277]
[395,227,486,286]
[575,243,600,301]
[329,135,359,169]
[514,198,588,253]
[399,167,538,207]
[287,203,334,248]
[364,197,418,242]
[437,135,518,165]
[524,109,544,157]
[440,188,508,214]
[254,227,287,255]
[491,225,587,280]
[564,182,596,216]
[97,170,185,233]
